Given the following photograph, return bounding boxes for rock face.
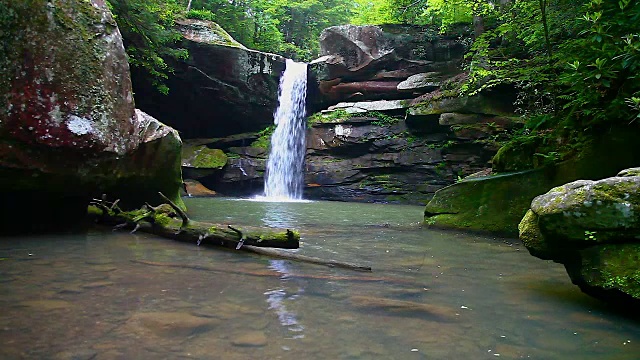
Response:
[518,169,640,303]
[309,24,470,109]
[132,19,286,138]
[304,114,499,204]
[205,25,516,203]
[0,0,183,231]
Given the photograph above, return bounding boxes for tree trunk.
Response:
[473,14,485,38]
[539,0,553,60]
[186,0,193,12]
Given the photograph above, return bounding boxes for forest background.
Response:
[107,0,639,151]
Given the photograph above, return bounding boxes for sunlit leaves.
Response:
[108,0,186,94]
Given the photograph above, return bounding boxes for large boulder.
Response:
[132,19,286,139]
[308,24,471,110]
[518,169,640,303]
[0,0,183,231]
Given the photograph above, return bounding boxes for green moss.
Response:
[370,112,400,127]
[250,125,275,149]
[182,146,227,168]
[307,109,352,125]
[579,244,640,300]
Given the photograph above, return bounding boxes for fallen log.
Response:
[89,196,299,249]
[89,193,372,272]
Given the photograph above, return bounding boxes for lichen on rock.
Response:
[518,168,640,304]
[0,0,185,231]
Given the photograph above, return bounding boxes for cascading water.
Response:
[263,59,308,200]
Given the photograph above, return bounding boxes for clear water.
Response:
[1,198,639,359]
[264,59,308,200]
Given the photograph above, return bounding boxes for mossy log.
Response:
[89,197,299,249]
[89,193,372,272]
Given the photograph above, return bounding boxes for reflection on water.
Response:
[265,260,305,338]
[261,202,298,228]
[0,198,639,359]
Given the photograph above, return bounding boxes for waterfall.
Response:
[263,59,308,200]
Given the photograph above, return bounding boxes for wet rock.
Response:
[181,144,227,180]
[126,312,219,338]
[19,300,72,311]
[425,129,640,234]
[308,24,471,109]
[397,73,441,91]
[349,295,458,321]
[177,19,246,48]
[182,145,228,169]
[231,331,268,347]
[327,99,410,114]
[82,281,114,289]
[53,348,97,360]
[183,179,217,197]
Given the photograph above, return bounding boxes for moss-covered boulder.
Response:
[518,169,640,303]
[0,0,183,232]
[424,129,640,235]
[182,145,228,169]
[181,144,228,180]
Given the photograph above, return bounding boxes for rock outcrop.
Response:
[308,25,470,109]
[424,128,640,235]
[132,19,286,138]
[203,24,517,203]
[303,113,500,204]
[0,0,183,231]
[518,168,640,303]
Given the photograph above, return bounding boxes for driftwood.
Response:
[90,193,371,272]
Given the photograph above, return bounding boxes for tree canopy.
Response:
[108,0,640,136]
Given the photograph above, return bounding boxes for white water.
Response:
[263,59,308,201]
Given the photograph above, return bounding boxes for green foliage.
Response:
[307,109,352,125]
[108,0,187,95]
[351,0,398,25]
[188,0,353,61]
[423,0,474,29]
[459,0,640,167]
[185,9,215,21]
[251,125,276,149]
[369,112,400,126]
[558,0,640,128]
[584,230,597,241]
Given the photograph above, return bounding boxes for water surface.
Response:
[1,198,639,359]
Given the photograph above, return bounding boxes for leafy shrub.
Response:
[186,9,215,21]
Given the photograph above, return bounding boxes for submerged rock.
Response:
[519,168,640,303]
[126,312,219,338]
[0,0,184,231]
[231,331,268,347]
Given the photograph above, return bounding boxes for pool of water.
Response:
[1,198,639,359]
